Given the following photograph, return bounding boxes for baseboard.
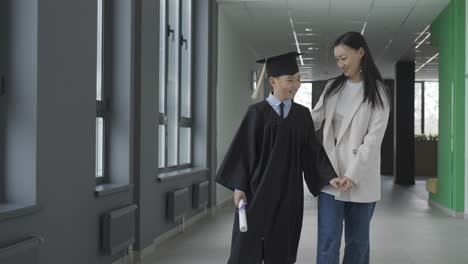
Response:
[116,195,235,263]
[137,242,156,260]
[112,258,126,264]
[213,194,234,210]
[135,205,219,261]
[112,259,123,264]
[429,199,465,218]
[153,208,208,248]
[112,254,131,264]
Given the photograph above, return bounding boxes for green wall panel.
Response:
[430,0,465,213]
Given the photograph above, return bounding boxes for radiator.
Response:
[0,236,42,264]
[167,188,189,222]
[192,181,209,209]
[102,204,137,256]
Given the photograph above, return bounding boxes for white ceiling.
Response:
[217,0,448,81]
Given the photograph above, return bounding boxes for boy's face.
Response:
[269,72,301,101]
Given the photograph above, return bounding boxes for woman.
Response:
[312,31,391,264]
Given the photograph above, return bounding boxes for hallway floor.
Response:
[141,176,468,264]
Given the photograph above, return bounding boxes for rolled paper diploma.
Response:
[238,199,248,232]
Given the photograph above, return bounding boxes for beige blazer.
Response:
[312,82,390,202]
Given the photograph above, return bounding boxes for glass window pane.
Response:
[159,125,166,168]
[96,0,103,101]
[295,83,313,112]
[167,0,179,167]
[424,82,439,135]
[96,118,104,178]
[180,0,191,118]
[179,127,191,165]
[252,71,257,91]
[159,0,166,113]
[414,82,422,135]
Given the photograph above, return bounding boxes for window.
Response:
[0,1,6,198]
[0,76,4,199]
[0,66,4,198]
[414,81,439,136]
[94,0,133,190]
[159,0,193,172]
[294,82,313,112]
[414,82,422,134]
[0,1,38,208]
[96,0,108,184]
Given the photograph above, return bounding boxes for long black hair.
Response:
[324,31,390,109]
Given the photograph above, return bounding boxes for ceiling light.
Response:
[293,42,317,45]
[415,33,431,49]
[344,21,364,24]
[360,0,374,35]
[360,22,368,35]
[416,52,439,72]
[305,28,313,32]
[296,33,317,36]
[414,25,431,43]
[289,12,304,66]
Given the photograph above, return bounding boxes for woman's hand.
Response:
[340,176,355,191]
[329,178,342,190]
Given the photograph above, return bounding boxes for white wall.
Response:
[216,7,262,206]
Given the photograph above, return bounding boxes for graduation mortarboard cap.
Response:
[257,51,301,77]
[251,51,302,99]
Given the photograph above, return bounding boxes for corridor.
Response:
[142,176,468,264]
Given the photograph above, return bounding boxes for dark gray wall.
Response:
[201,0,219,209]
[0,0,133,263]
[215,7,264,206]
[0,0,218,263]
[133,0,159,250]
[134,0,216,251]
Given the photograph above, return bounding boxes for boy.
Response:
[216,51,338,264]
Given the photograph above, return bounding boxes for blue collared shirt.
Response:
[266,93,292,118]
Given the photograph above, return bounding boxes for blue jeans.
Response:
[316,192,376,264]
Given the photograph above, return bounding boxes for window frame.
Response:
[95,0,111,185]
[415,81,426,135]
[158,0,193,173]
[0,4,5,199]
[0,75,4,198]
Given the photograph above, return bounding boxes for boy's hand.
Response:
[329,177,342,190]
[340,176,355,191]
[234,191,247,208]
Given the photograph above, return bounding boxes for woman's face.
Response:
[334,44,364,79]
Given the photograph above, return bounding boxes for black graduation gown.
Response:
[216,100,336,264]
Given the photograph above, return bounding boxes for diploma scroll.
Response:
[238,199,248,232]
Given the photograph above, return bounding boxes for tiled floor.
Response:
[141,176,468,264]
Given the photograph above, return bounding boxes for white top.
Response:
[312,78,390,203]
[323,80,364,196]
[332,80,363,143]
[312,79,390,202]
